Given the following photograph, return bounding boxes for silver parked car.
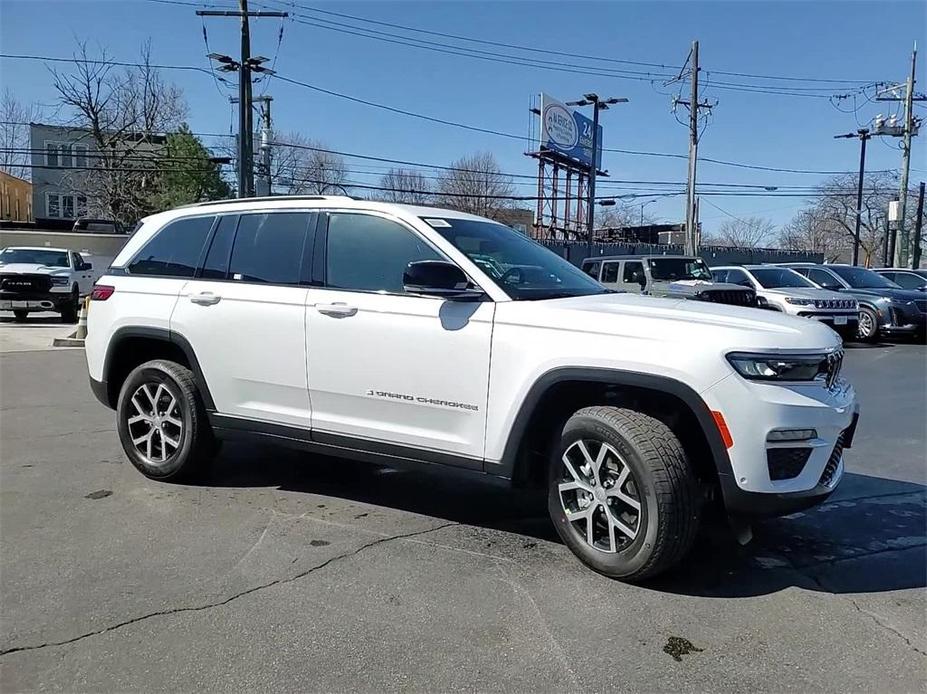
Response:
[710,265,858,340]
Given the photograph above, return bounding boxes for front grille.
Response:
[916,299,927,313]
[810,298,855,309]
[767,447,812,481]
[701,289,756,307]
[819,431,846,487]
[0,273,52,294]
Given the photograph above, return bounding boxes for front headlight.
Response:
[50,276,69,286]
[727,353,831,381]
[784,297,814,306]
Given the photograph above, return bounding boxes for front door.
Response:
[306,211,493,464]
[170,211,315,428]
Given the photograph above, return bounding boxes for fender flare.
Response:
[102,326,215,410]
[497,366,736,492]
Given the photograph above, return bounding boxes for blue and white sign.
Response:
[539,93,603,170]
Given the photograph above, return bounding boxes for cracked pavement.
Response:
[0,343,924,692]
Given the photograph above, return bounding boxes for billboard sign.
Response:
[539,93,603,170]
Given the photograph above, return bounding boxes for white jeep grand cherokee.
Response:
[85,196,859,581]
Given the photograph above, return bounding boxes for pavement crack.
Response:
[0,521,457,658]
[847,598,926,657]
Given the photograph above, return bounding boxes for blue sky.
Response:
[1,0,925,232]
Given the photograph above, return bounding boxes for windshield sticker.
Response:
[424,218,452,228]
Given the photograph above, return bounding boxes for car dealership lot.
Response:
[0,338,924,692]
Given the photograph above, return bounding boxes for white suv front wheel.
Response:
[116,359,215,481]
[548,406,701,581]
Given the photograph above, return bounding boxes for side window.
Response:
[228,213,310,284]
[808,268,838,288]
[128,216,214,277]
[69,252,80,269]
[623,261,645,285]
[711,269,727,283]
[601,262,619,283]
[200,215,238,280]
[326,213,442,293]
[583,261,601,279]
[726,269,752,287]
[894,273,920,289]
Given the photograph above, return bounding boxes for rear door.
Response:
[170,211,315,428]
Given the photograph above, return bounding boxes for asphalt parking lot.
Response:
[0,323,924,692]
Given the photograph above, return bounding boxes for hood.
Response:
[844,287,924,302]
[760,286,846,301]
[656,280,752,296]
[0,263,68,275]
[497,292,841,353]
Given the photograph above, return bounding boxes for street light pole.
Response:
[566,93,628,260]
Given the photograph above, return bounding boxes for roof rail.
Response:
[180,194,360,209]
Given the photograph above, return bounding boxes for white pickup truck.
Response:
[0,246,95,322]
[85,196,859,581]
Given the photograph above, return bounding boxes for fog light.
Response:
[767,429,817,442]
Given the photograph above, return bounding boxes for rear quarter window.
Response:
[127,216,215,277]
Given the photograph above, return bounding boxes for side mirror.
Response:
[403,260,484,301]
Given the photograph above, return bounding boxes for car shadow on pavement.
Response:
[201,444,925,596]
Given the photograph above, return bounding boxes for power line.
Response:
[262,1,877,85]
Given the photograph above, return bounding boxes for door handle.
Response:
[316,302,357,318]
[190,292,221,306]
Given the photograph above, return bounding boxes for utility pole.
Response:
[667,41,714,255]
[231,95,274,196]
[913,181,925,268]
[686,40,699,256]
[198,3,287,198]
[877,43,924,267]
[834,128,871,266]
[566,93,628,258]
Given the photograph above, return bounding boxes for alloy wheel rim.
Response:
[559,439,642,553]
[859,311,874,338]
[127,382,183,465]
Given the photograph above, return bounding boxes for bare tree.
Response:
[0,90,42,179]
[50,41,187,224]
[377,167,432,204]
[595,203,656,230]
[436,152,515,220]
[778,171,924,266]
[703,216,776,248]
[272,132,349,195]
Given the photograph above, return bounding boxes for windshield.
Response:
[750,267,817,289]
[829,265,901,289]
[648,257,712,281]
[0,248,69,267]
[426,218,609,300]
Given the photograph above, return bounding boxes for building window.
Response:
[46,193,88,219]
[44,142,91,168]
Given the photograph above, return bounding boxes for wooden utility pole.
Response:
[685,40,699,256]
[197,3,286,198]
[895,43,917,267]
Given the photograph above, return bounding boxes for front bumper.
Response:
[0,291,68,311]
[702,373,859,518]
[878,302,925,335]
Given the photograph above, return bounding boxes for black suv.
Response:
[781,263,926,341]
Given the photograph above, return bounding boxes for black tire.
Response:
[116,359,215,482]
[12,309,28,322]
[856,306,879,343]
[60,287,79,324]
[548,406,700,581]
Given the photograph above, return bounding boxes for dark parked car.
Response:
[874,268,927,292]
[781,263,926,341]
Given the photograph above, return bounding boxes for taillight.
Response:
[90,285,115,301]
